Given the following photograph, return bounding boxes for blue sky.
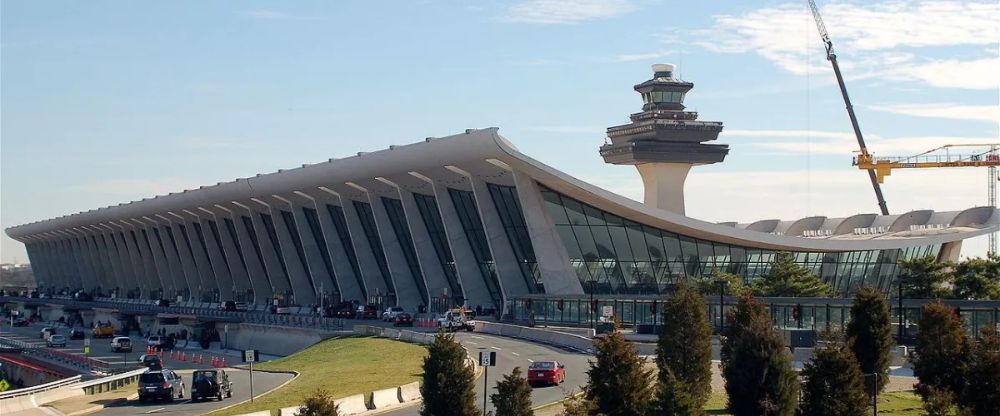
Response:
[2,0,998,263]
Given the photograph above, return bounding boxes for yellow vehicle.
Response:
[92,322,115,338]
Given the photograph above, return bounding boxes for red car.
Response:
[394,313,414,327]
[527,361,565,386]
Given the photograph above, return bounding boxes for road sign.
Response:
[84,338,91,347]
[602,305,613,318]
[0,379,10,392]
[479,351,496,367]
[243,349,260,363]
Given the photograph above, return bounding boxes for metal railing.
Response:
[77,367,146,394]
[0,374,81,400]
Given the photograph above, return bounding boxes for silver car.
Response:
[46,334,67,348]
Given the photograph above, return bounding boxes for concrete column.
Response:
[143,217,182,299]
[512,171,583,294]
[237,200,294,303]
[91,226,126,295]
[469,177,522,299]
[226,202,277,304]
[385,176,445,307]
[192,208,237,302]
[80,229,111,292]
[56,232,85,291]
[636,163,692,215]
[23,241,49,288]
[259,196,317,306]
[130,220,167,299]
[357,181,423,311]
[124,221,160,299]
[118,223,151,297]
[310,189,367,302]
[326,186,391,302]
[153,215,199,301]
[426,175,492,308]
[173,211,220,302]
[105,225,137,295]
[277,194,334,305]
[203,206,256,302]
[66,231,97,291]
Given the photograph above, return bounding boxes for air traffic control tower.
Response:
[600,64,728,215]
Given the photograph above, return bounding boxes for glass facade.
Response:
[413,193,463,303]
[325,204,366,299]
[259,213,290,281]
[487,183,542,293]
[221,218,249,275]
[540,186,941,295]
[381,197,429,303]
[302,207,339,294]
[449,188,503,308]
[352,200,396,296]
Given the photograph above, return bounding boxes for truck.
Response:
[92,322,115,338]
[436,308,476,332]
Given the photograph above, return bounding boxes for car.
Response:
[220,301,247,312]
[147,336,164,348]
[156,299,171,307]
[393,313,414,327]
[358,304,379,320]
[190,369,233,401]
[138,354,163,370]
[271,305,292,314]
[13,318,30,327]
[46,334,67,348]
[527,361,565,386]
[92,323,115,338]
[111,336,132,352]
[382,307,405,321]
[73,291,93,301]
[137,369,184,402]
[326,301,356,319]
[40,327,57,340]
[68,329,86,340]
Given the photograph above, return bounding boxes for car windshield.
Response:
[530,362,556,369]
[193,371,217,383]
[139,373,165,383]
[50,335,64,341]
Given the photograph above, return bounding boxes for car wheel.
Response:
[217,392,223,401]
[178,385,184,398]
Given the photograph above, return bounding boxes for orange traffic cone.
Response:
[220,357,227,367]
[211,356,217,367]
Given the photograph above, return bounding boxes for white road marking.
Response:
[470,336,483,339]
[467,341,478,345]
[527,359,534,363]
[144,407,165,414]
[511,352,520,357]
[490,347,502,351]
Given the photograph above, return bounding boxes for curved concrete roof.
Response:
[7,128,998,253]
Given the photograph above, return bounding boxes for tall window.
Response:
[382,197,429,303]
[449,188,503,306]
[302,207,339,294]
[486,183,542,293]
[413,193,463,302]
[325,204,367,299]
[259,213,290,280]
[352,201,395,295]
[241,216,272,285]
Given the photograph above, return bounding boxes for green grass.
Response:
[703,390,924,415]
[209,335,427,416]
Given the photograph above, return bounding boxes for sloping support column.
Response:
[284,193,339,306]
[125,221,162,300]
[154,215,200,301]
[175,211,221,302]
[468,177,523,300]
[330,185,393,304]
[224,202,276,305]
[311,189,367,303]
[144,218,183,300]
[261,196,317,306]
[240,199,295,305]
[202,206,255,303]
[512,171,584,294]
[105,225,137,297]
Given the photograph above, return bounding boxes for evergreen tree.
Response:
[960,327,1000,416]
[299,389,340,416]
[845,285,893,395]
[584,322,653,416]
[559,394,600,416]
[721,293,799,416]
[911,301,968,402]
[421,331,479,416]
[898,256,953,299]
[800,341,868,416]
[655,283,712,415]
[951,255,1000,300]
[695,272,749,297]
[752,252,832,297]
[491,367,534,416]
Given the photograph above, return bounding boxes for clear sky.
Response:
[2,0,998,264]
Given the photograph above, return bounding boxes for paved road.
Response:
[97,368,293,415]
[387,332,591,415]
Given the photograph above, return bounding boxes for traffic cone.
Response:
[181,352,187,362]
[220,357,227,367]
[169,351,175,360]
[211,356,217,367]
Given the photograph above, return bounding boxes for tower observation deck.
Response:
[600,64,728,215]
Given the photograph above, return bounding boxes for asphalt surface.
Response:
[386,332,591,416]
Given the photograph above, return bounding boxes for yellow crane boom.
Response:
[856,144,1000,183]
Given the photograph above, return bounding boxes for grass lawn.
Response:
[703,390,924,415]
[209,335,427,416]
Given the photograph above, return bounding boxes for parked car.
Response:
[40,327,57,340]
[190,369,232,401]
[220,301,247,312]
[147,335,165,349]
[111,336,132,352]
[139,354,163,370]
[358,304,379,320]
[156,299,171,307]
[326,301,356,319]
[68,329,86,340]
[137,369,185,402]
[72,291,93,301]
[527,361,565,386]
[46,334,67,348]
[393,313,414,327]
[13,318,30,327]
[382,307,405,321]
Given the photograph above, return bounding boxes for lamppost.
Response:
[588,278,597,330]
[897,281,904,343]
[715,279,728,332]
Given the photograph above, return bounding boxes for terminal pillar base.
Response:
[636,163,692,215]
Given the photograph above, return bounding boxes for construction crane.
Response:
[807,0,890,215]
[857,144,1000,254]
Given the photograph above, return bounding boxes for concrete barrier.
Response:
[370,386,402,410]
[398,382,421,403]
[279,405,303,416]
[335,393,370,415]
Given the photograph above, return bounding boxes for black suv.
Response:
[137,370,184,402]
[190,369,233,401]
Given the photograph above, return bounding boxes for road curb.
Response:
[204,369,300,415]
[62,392,139,416]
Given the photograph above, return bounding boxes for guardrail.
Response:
[0,335,115,374]
[77,367,146,394]
[0,374,82,400]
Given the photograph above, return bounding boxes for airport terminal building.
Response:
[6,65,997,313]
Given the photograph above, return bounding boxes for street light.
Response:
[715,279,729,332]
[588,278,597,330]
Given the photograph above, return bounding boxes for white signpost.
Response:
[243,349,260,402]
[602,305,614,319]
[479,351,496,416]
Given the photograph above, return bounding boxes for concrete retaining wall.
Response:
[398,382,420,402]
[478,322,594,353]
[234,411,271,416]
[335,393,371,415]
[370,387,402,410]
[227,323,340,356]
[279,405,302,416]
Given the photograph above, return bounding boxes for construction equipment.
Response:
[436,307,476,332]
[807,0,889,215]
[857,144,999,254]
